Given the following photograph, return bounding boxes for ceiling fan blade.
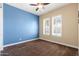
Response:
[0,7,2,8]
[0,4,2,8]
[43,3,50,5]
[30,4,38,6]
[36,8,39,11]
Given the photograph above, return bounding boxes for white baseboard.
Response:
[3,38,79,49]
[4,38,39,48]
[40,38,78,49]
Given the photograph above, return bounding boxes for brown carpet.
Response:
[1,39,78,56]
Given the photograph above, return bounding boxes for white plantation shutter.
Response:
[43,18,50,35]
[52,15,62,36]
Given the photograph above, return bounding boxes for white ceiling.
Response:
[7,3,69,16]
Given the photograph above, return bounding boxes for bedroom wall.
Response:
[39,4,78,48]
[3,4,39,45]
[0,4,3,50]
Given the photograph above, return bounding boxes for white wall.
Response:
[40,4,78,48]
[0,4,3,51]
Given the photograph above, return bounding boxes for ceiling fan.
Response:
[0,4,2,8]
[30,3,50,11]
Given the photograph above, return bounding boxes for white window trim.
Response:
[52,15,62,37]
[43,17,50,35]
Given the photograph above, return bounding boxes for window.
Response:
[43,18,50,35]
[52,15,62,36]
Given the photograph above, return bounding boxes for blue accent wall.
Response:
[3,4,39,45]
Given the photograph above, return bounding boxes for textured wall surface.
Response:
[39,4,78,48]
[3,4,39,45]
